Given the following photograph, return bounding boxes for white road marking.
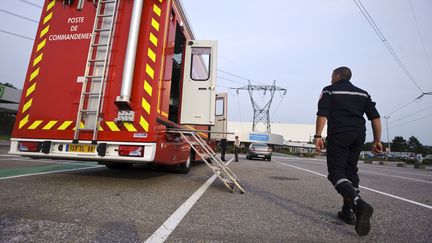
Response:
[360,170,432,184]
[277,156,432,178]
[0,166,103,180]
[272,155,325,162]
[274,160,327,178]
[145,161,233,243]
[145,174,217,243]
[361,165,432,177]
[273,160,432,210]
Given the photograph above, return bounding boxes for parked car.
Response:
[246,143,272,161]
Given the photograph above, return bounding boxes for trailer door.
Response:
[180,40,218,125]
[211,93,227,140]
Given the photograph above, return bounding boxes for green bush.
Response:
[0,114,15,137]
[301,153,316,157]
[422,159,432,165]
[404,159,416,165]
[387,157,403,162]
[225,145,248,154]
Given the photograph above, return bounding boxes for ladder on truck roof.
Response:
[169,130,245,194]
[74,0,119,144]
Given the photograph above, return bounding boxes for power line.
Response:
[390,105,432,124]
[408,0,432,78]
[217,69,267,85]
[217,76,248,86]
[0,29,34,41]
[216,84,234,89]
[18,0,42,9]
[353,0,424,93]
[385,95,423,116]
[390,113,432,129]
[0,8,38,23]
[271,95,285,119]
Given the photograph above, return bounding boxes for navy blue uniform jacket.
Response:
[317,79,380,135]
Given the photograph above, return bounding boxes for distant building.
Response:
[0,85,21,114]
[227,121,327,146]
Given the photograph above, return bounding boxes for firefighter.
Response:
[220,138,227,162]
[315,66,383,236]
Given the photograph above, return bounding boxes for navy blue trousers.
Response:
[326,132,365,190]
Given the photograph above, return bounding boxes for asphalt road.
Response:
[0,146,431,242]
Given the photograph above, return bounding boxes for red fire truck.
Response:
[9,0,227,173]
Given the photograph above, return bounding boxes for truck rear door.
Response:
[180,40,218,125]
[210,93,227,140]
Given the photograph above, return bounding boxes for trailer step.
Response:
[94,28,111,32]
[169,130,245,194]
[85,75,103,79]
[92,43,108,47]
[97,14,114,18]
[82,92,100,96]
[80,110,98,114]
[77,127,97,131]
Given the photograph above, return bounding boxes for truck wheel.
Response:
[105,162,133,169]
[178,156,191,174]
[267,156,272,161]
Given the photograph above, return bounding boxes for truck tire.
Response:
[267,156,271,161]
[177,156,191,174]
[105,162,133,169]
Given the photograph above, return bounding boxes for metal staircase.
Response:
[170,130,245,193]
[74,0,119,143]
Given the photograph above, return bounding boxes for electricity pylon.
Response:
[237,81,286,133]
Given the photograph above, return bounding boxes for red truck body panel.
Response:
[11,0,213,166]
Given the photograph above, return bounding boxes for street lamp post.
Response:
[384,116,391,154]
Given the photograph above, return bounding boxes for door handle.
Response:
[198,88,207,90]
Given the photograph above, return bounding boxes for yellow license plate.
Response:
[67,144,96,153]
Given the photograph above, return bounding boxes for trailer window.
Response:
[190,47,211,81]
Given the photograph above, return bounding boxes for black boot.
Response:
[337,197,355,225]
[335,181,359,203]
[353,198,374,236]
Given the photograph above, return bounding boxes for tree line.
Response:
[363,136,432,155]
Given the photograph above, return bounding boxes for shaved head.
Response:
[333,66,352,81]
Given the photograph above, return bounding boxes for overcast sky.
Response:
[1,0,431,145]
